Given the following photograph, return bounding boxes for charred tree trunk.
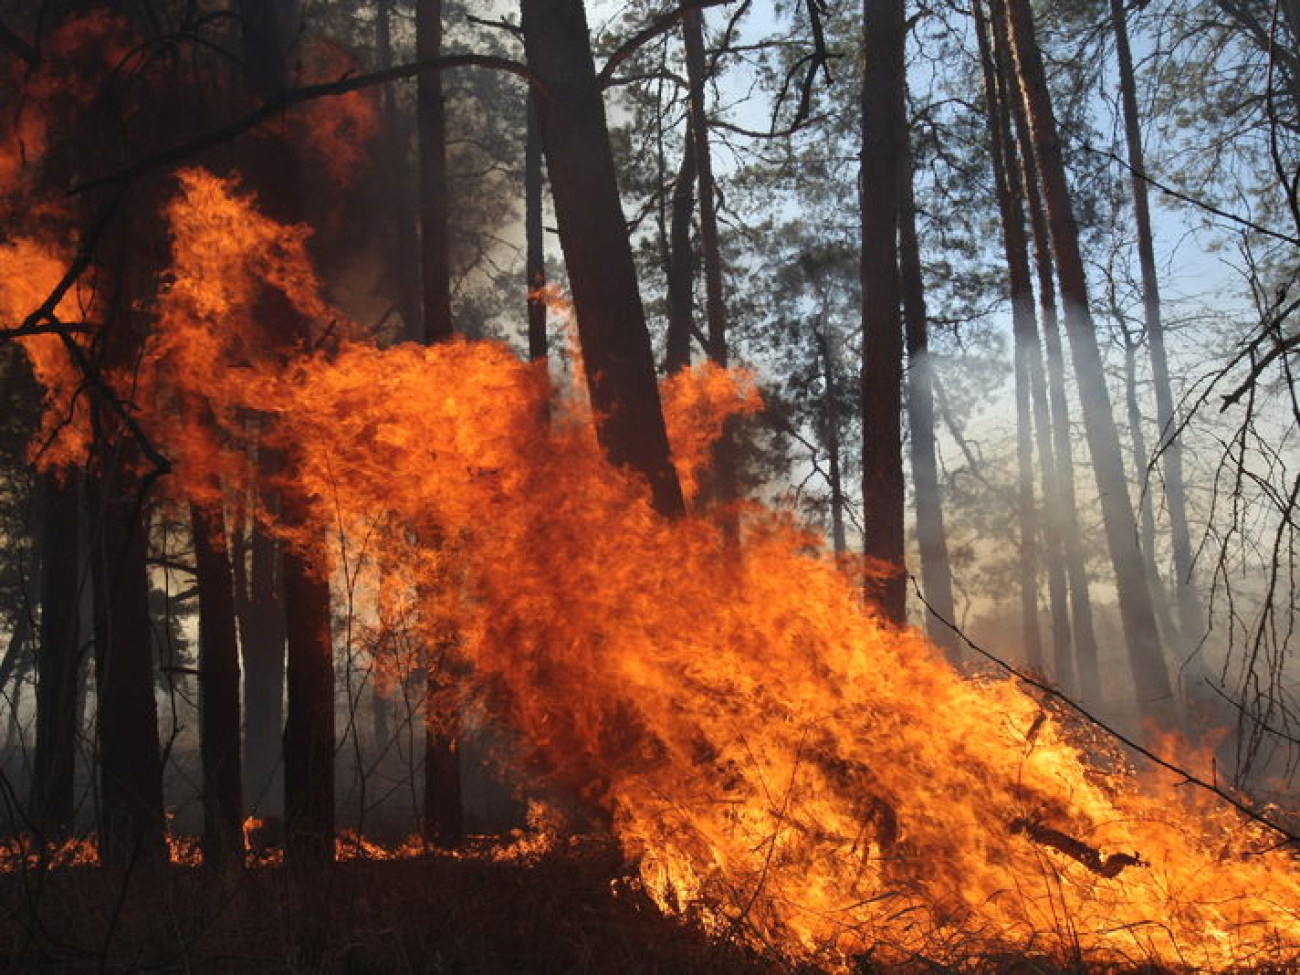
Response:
[1110,0,1201,642]
[1004,0,1177,728]
[32,472,80,837]
[90,440,166,867]
[236,514,285,814]
[280,492,335,868]
[526,93,549,364]
[899,139,959,660]
[237,0,337,867]
[193,498,243,869]
[415,0,463,847]
[521,0,685,517]
[859,0,909,625]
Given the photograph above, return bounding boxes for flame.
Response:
[10,169,1300,970]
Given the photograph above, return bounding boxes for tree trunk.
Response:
[682,8,738,520]
[237,0,337,867]
[1110,0,1201,642]
[377,0,423,342]
[815,330,848,557]
[32,472,79,837]
[418,0,453,344]
[526,93,549,364]
[664,128,696,376]
[859,0,909,625]
[976,0,1050,674]
[521,0,685,518]
[1004,0,1178,728]
[193,497,243,869]
[414,0,464,846]
[280,487,335,868]
[898,139,959,660]
[90,459,166,867]
[236,512,285,815]
[996,0,1100,701]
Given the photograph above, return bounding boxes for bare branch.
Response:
[597,0,738,89]
[74,54,534,196]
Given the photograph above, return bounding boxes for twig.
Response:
[597,0,738,89]
[907,574,1300,848]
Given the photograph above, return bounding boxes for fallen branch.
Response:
[1009,817,1142,878]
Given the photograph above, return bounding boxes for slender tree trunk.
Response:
[377,0,423,342]
[526,93,549,364]
[859,0,908,625]
[1005,0,1177,728]
[977,0,1071,686]
[193,496,243,869]
[1110,0,1201,642]
[682,8,738,519]
[521,0,685,518]
[898,140,959,660]
[32,472,79,836]
[815,330,848,558]
[418,0,453,344]
[995,0,1099,700]
[976,0,1049,674]
[664,129,696,376]
[415,0,463,846]
[1116,314,1181,645]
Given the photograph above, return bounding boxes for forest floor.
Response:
[0,834,1284,974]
[0,835,780,974]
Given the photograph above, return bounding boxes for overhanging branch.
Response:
[74,54,534,196]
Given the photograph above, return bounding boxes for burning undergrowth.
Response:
[4,169,1299,973]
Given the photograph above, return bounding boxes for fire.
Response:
[9,169,1300,971]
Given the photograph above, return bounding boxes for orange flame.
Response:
[10,169,1300,970]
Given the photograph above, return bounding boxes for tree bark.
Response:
[193,497,243,869]
[815,330,848,557]
[996,0,1100,701]
[236,0,337,867]
[413,0,464,846]
[976,0,1047,674]
[1110,0,1201,642]
[898,139,959,660]
[859,0,909,625]
[32,472,80,837]
[418,0,453,344]
[280,489,335,868]
[521,0,685,518]
[377,0,424,342]
[664,128,696,376]
[90,457,166,867]
[526,93,549,364]
[236,512,285,815]
[1004,0,1178,728]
